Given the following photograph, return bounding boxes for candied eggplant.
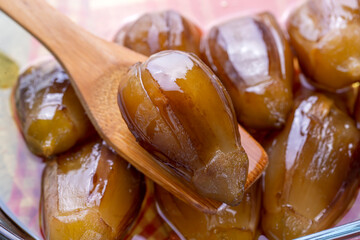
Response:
[262,93,360,240]
[354,90,360,129]
[41,139,145,240]
[287,0,360,90]
[15,60,94,157]
[118,50,249,205]
[0,52,19,88]
[295,72,359,115]
[202,12,293,130]
[155,181,261,240]
[114,10,202,56]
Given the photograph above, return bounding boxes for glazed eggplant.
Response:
[41,139,145,240]
[155,181,261,240]
[118,50,249,205]
[15,60,94,157]
[354,91,360,129]
[262,93,360,240]
[287,0,360,90]
[295,72,359,116]
[114,10,202,56]
[0,51,18,88]
[202,12,293,130]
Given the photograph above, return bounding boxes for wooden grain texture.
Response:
[0,0,268,213]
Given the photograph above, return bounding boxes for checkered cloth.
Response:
[2,0,360,239]
[124,181,172,240]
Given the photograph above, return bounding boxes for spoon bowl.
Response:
[0,0,268,213]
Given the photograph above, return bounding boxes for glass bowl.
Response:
[1,0,360,239]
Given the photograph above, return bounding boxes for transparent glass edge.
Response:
[0,199,40,240]
[295,220,360,240]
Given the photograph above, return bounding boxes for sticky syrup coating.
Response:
[287,0,360,90]
[294,71,359,117]
[41,139,145,240]
[114,10,202,56]
[202,12,293,130]
[262,93,360,240]
[118,50,249,205]
[15,60,94,157]
[155,181,261,240]
[354,91,360,129]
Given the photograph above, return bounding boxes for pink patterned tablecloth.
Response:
[1,0,360,239]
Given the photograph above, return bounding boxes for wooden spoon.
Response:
[0,0,268,213]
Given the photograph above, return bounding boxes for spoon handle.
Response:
[0,0,139,87]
